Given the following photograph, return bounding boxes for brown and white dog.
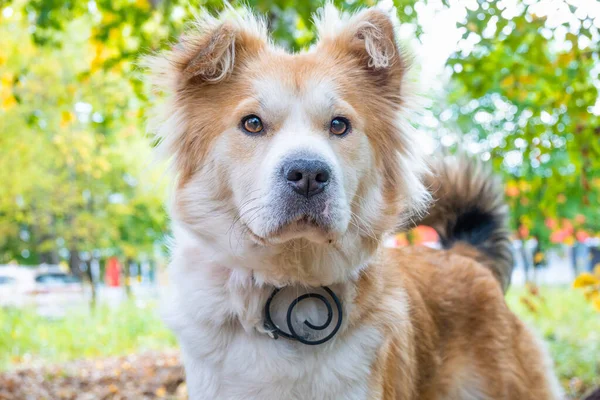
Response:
[146,5,562,399]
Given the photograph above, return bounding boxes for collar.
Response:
[263,286,343,345]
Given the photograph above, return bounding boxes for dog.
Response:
[146,5,562,399]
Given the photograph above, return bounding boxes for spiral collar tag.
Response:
[264,286,343,345]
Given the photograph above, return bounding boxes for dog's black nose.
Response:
[284,159,331,198]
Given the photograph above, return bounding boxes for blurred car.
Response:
[0,265,33,307]
[0,272,20,307]
[0,265,85,315]
[33,267,83,294]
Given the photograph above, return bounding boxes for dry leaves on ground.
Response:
[0,351,186,400]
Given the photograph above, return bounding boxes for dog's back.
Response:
[379,246,560,399]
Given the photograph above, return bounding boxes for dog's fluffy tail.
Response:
[417,155,514,292]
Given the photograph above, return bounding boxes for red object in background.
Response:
[105,257,121,287]
[545,218,557,229]
[518,225,530,239]
[413,226,440,244]
[550,230,568,244]
[576,230,590,243]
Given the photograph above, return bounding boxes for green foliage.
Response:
[0,0,167,264]
[445,0,600,246]
[0,301,176,369]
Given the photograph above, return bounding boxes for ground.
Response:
[0,352,185,400]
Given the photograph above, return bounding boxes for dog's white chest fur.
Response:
[178,322,381,400]
[163,229,382,400]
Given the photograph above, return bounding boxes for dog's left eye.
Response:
[330,117,350,136]
[241,115,264,134]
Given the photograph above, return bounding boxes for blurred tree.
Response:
[0,2,166,273]
[445,0,600,250]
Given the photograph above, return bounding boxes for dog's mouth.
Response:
[247,213,333,245]
[294,215,322,229]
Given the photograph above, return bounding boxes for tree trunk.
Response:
[69,247,83,277]
[85,260,97,310]
[40,248,59,265]
[124,258,133,298]
[519,241,532,282]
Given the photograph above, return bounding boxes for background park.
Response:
[0,0,599,398]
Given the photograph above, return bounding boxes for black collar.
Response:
[263,286,343,345]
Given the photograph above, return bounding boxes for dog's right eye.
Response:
[241,115,264,135]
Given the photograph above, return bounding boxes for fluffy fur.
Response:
[147,5,562,400]
[416,155,514,292]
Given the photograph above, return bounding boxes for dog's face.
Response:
[148,6,429,284]
[217,68,365,244]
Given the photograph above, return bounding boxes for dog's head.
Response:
[148,5,429,285]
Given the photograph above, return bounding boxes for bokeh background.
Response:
[0,0,599,399]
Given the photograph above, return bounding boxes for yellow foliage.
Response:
[573,273,599,288]
[109,28,120,42]
[518,75,534,85]
[574,271,600,312]
[123,243,138,258]
[593,296,600,312]
[1,94,17,110]
[500,75,515,89]
[96,158,111,172]
[584,289,599,302]
[1,72,14,87]
[101,11,117,25]
[534,252,544,263]
[518,181,530,192]
[60,111,75,128]
[556,52,575,67]
[135,0,151,11]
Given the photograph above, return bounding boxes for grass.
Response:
[1,286,598,396]
[506,285,600,396]
[0,299,177,370]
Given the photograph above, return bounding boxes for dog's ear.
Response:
[179,21,238,82]
[316,7,405,100]
[179,15,267,83]
[147,10,267,91]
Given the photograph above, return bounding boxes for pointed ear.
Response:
[181,11,268,83]
[315,7,406,97]
[146,10,267,91]
[180,21,238,82]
